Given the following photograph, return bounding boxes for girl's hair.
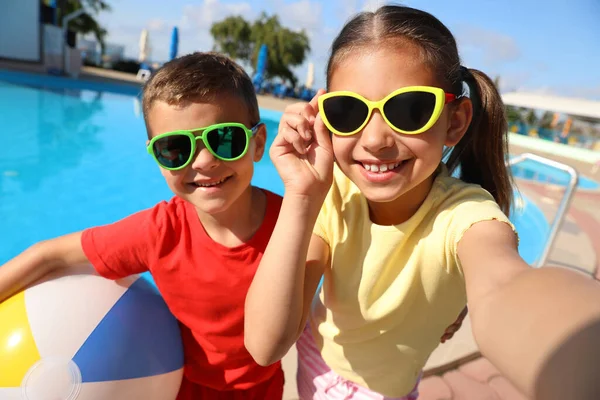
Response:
[326,4,513,215]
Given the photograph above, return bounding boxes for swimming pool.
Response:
[0,70,545,267]
[510,158,600,190]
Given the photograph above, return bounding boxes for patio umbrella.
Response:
[252,44,268,91]
[252,44,268,92]
[170,27,179,61]
[255,44,268,77]
[306,62,314,89]
[139,29,150,63]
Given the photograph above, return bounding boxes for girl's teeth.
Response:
[363,162,401,173]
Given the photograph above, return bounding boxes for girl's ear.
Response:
[446,98,473,147]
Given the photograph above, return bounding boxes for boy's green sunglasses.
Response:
[147,122,263,171]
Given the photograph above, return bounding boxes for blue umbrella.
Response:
[169,27,179,61]
[252,44,268,92]
[255,44,268,76]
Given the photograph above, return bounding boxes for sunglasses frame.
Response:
[318,86,459,136]
[147,122,263,171]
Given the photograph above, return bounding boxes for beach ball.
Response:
[0,265,184,400]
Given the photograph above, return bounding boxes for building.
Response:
[0,1,43,63]
[0,0,123,76]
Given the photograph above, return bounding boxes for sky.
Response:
[95,0,600,100]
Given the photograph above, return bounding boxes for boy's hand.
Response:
[270,89,333,199]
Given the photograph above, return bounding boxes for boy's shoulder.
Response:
[248,185,282,208]
[133,196,191,232]
[150,195,189,216]
[252,187,283,238]
[260,187,283,209]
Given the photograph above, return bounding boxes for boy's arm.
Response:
[459,220,600,399]
[0,232,88,303]
[245,194,328,366]
[0,204,163,303]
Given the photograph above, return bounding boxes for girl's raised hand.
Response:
[270,89,334,199]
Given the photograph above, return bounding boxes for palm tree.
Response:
[56,0,111,52]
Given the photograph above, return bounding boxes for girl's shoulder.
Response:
[431,164,498,209]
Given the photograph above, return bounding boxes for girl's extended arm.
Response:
[460,220,600,399]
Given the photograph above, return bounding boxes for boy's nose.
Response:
[190,145,220,171]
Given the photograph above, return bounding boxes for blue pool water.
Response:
[0,71,546,267]
[511,158,600,190]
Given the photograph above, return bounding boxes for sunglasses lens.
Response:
[383,91,436,132]
[152,135,193,169]
[322,96,369,134]
[206,126,248,160]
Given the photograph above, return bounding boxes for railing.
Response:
[507,153,579,267]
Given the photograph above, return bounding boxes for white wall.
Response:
[0,0,41,61]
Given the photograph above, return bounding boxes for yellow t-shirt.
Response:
[311,163,515,397]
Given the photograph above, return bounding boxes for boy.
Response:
[0,52,284,399]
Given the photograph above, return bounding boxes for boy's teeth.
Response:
[197,177,227,187]
[363,162,401,173]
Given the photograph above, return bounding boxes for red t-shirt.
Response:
[81,189,282,390]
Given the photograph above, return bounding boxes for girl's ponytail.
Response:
[445,68,513,215]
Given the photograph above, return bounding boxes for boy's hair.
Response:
[327,5,513,215]
[141,52,260,138]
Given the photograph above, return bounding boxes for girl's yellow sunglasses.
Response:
[318,86,461,136]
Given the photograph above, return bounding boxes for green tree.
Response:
[209,16,252,60]
[56,0,111,52]
[211,13,311,86]
[506,105,524,125]
[524,109,538,126]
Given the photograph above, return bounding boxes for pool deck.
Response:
[4,65,599,400]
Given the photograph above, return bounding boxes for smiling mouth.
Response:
[360,160,410,173]
[191,176,232,187]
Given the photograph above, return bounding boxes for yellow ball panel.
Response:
[0,291,41,387]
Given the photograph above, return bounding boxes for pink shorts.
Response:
[296,325,420,400]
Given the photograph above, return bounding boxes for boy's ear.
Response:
[446,98,473,147]
[252,123,267,162]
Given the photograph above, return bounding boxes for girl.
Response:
[245,4,600,400]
